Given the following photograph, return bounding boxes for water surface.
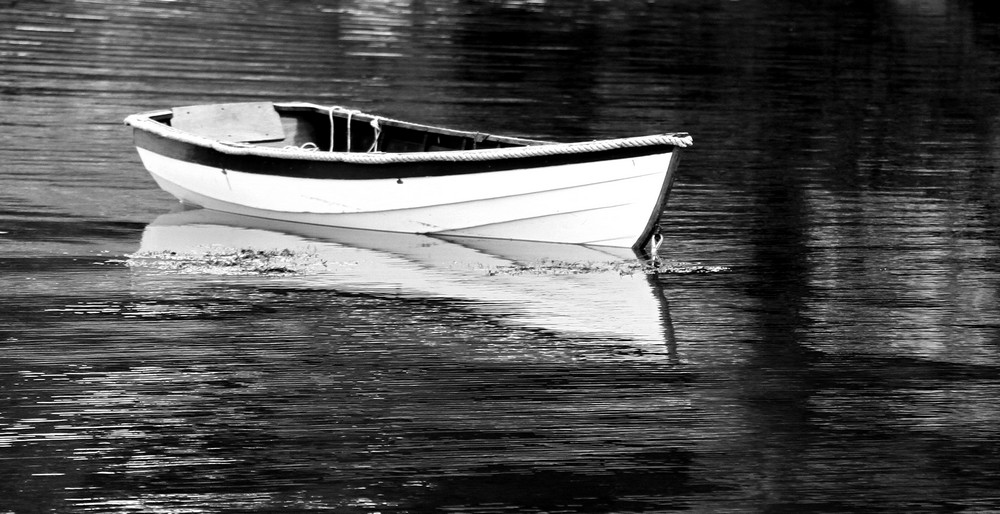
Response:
[2,1,1000,512]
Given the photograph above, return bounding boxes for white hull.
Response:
[136,148,676,248]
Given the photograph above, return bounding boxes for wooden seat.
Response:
[170,102,285,143]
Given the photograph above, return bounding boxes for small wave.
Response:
[484,260,732,276]
[125,248,328,276]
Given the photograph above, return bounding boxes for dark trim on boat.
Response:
[132,129,677,180]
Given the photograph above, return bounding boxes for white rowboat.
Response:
[124,102,692,249]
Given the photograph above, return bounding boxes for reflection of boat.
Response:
[124,101,692,249]
[135,209,676,357]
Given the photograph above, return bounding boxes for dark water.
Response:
[3,1,1000,512]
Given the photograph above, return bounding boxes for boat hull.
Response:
[126,103,689,248]
[136,148,679,248]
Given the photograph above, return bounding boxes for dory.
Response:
[124,102,692,249]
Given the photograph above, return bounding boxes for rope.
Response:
[125,108,693,165]
[328,107,335,151]
[368,117,381,152]
[206,132,694,164]
[650,233,664,260]
[283,142,319,151]
[328,106,365,152]
[346,110,354,152]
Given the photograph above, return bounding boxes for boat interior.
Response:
[154,101,547,153]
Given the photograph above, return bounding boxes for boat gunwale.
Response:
[124,102,693,166]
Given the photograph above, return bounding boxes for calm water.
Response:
[3,1,1000,512]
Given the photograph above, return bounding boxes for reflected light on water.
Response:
[3,0,1000,511]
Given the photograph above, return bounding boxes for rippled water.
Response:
[3,1,1000,512]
